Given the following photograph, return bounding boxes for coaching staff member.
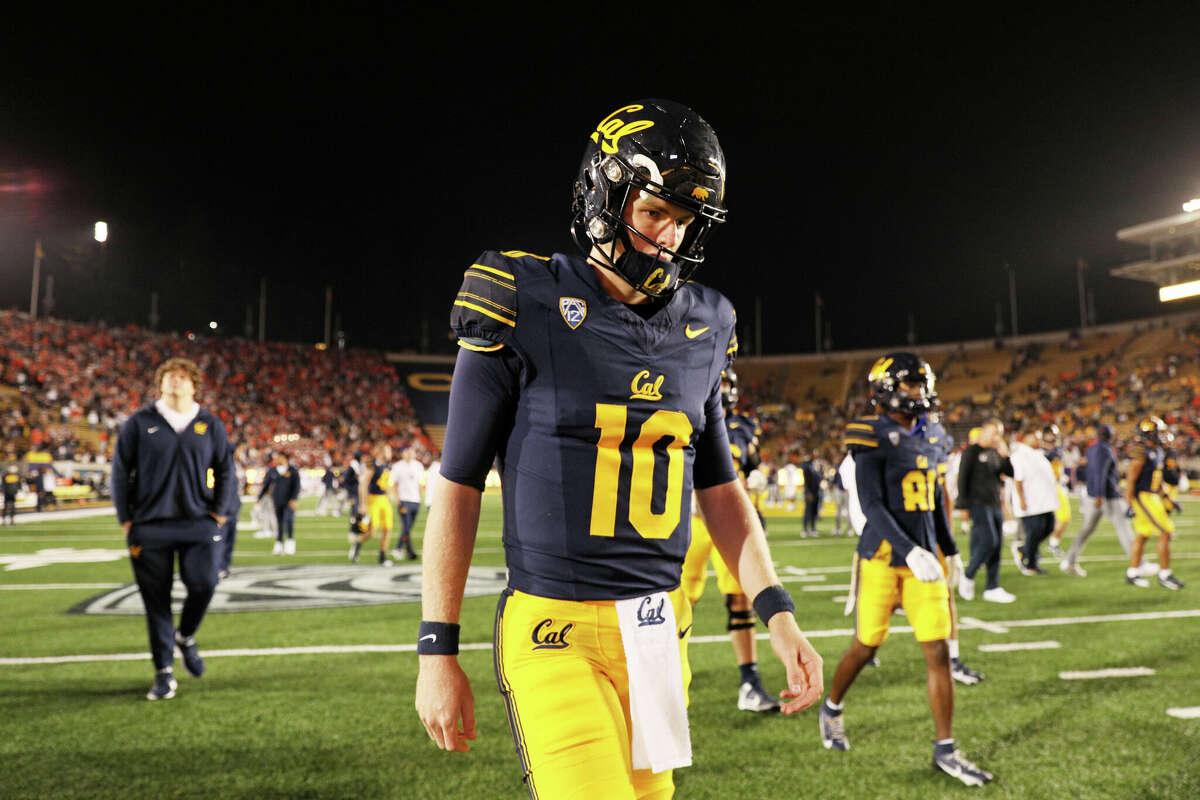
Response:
[956,418,1015,603]
[112,357,234,701]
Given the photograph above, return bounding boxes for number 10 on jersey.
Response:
[590,403,693,540]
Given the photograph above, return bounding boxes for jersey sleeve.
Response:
[450,251,519,352]
[843,418,880,454]
[439,345,521,491]
[694,378,738,489]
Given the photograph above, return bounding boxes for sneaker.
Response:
[818,703,850,750]
[737,681,781,712]
[958,576,976,601]
[283,539,295,555]
[272,541,283,555]
[1030,566,1048,576]
[951,657,985,685]
[1126,574,1150,588]
[174,632,205,678]
[1047,538,1065,560]
[391,548,405,561]
[982,587,1016,603]
[218,569,231,581]
[932,747,994,786]
[1010,543,1035,576]
[147,670,178,701]
[1060,559,1087,578]
[1159,573,1185,590]
[405,549,419,561]
[378,552,394,567]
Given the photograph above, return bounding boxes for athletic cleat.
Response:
[867,656,881,668]
[1126,574,1150,588]
[818,703,850,750]
[174,632,205,677]
[737,681,781,712]
[958,576,976,601]
[1159,573,1185,590]
[405,549,419,561]
[951,658,985,685]
[283,539,295,555]
[1059,559,1087,577]
[932,747,993,786]
[1047,538,1065,560]
[272,541,283,555]
[982,586,1016,603]
[147,671,178,701]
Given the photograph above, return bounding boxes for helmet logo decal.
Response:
[643,267,673,294]
[591,104,656,155]
[559,297,588,330]
[868,357,894,382]
[630,370,665,402]
[691,186,710,201]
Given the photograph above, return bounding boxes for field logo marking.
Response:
[1,548,129,571]
[69,564,508,615]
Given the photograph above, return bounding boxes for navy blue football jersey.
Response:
[1130,443,1164,493]
[726,411,758,475]
[845,413,945,565]
[911,414,958,556]
[447,250,738,600]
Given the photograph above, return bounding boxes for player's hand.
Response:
[121,521,132,538]
[210,512,227,527]
[944,553,964,589]
[416,655,477,753]
[1124,506,1136,519]
[766,612,823,713]
[288,500,298,510]
[1093,497,1103,509]
[905,546,943,582]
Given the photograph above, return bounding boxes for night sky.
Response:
[4,9,1200,355]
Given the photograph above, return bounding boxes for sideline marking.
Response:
[960,616,1010,634]
[1166,706,1200,719]
[1060,667,1154,680]
[979,640,1060,653]
[5,608,1198,667]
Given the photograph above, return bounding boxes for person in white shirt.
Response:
[389,448,423,560]
[1009,428,1060,575]
[778,460,800,511]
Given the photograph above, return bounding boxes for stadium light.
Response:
[1159,280,1200,302]
[94,221,108,242]
[209,320,218,330]
[1184,199,1200,213]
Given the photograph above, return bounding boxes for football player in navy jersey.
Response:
[681,369,780,713]
[1125,417,1185,590]
[819,354,992,786]
[414,100,823,800]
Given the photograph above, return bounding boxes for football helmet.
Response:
[867,352,937,415]
[571,99,727,298]
[721,369,739,412]
[1136,416,1165,444]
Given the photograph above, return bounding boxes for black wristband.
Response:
[417,620,461,655]
[752,585,795,625]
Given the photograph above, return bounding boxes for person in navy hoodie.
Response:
[112,357,235,701]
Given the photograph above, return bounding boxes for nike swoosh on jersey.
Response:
[677,623,693,639]
[419,633,437,643]
[684,325,710,339]
[147,426,160,434]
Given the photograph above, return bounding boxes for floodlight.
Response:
[1159,280,1200,302]
[94,221,108,242]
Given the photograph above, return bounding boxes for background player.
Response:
[681,369,779,712]
[1124,417,1185,590]
[415,99,823,800]
[259,450,300,555]
[111,357,234,700]
[350,443,394,565]
[1041,424,1070,560]
[819,353,992,786]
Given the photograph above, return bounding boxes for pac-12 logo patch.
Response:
[888,431,901,446]
[532,618,573,651]
[560,297,587,330]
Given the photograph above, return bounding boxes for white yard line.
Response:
[1060,667,1155,680]
[960,616,1011,634]
[978,640,1060,652]
[5,607,1198,667]
[800,584,852,592]
[779,575,828,583]
[1166,706,1200,719]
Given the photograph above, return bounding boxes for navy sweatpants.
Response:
[128,519,221,670]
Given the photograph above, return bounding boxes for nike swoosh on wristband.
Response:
[419,633,437,643]
[684,325,709,339]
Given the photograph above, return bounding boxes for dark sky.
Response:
[4,9,1200,355]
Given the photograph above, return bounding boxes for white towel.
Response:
[615,591,692,773]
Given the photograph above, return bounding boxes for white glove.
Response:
[905,546,944,583]
[944,553,964,589]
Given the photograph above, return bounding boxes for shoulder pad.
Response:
[450,251,525,350]
[844,417,881,452]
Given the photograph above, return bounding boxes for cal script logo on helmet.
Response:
[591,104,655,154]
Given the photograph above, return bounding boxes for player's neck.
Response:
[159,395,196,415]
[886,411,917,431]
[587,254,654,305]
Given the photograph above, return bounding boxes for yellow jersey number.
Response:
[590,403,693,540]
[901,469,936,512]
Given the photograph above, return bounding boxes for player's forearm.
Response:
[696,480,779,599]
[421,475,482,623]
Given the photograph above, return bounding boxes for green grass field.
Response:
[2,496,1198,799]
